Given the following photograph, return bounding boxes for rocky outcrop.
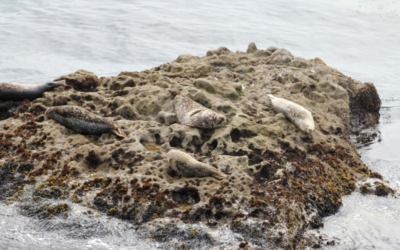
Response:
[54,69,99,91]
[0,43,382,249]
[344,82,381,133]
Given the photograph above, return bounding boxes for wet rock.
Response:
[20,202,70,219]
[347,82,381,133]
[359,180,395,197]
[0,162,33,201]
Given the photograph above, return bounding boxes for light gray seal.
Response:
[45,105,126,137]
[267,94,315,133]
[167,149,227,180]
[0,81,65,101]
[169,90,226,129]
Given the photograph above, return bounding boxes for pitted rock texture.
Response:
[0,43,382,249]
[54,69,99,91]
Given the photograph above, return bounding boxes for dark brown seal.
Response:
[0,81,65,101]
[169,90,226,129]
[45,105,126,137]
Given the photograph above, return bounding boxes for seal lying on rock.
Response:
[167,149,227,180]
[267,94,314,133]
[169,90,226,129]
[45,105,126,137]
[0,81,65,101]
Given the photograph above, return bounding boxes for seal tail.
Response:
[111,123,127,138]
[212,169,227,180]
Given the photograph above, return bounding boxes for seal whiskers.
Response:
[267,94,315,133]
[169,89,227,129]
[167,149,227,180]
[45,105,126,137]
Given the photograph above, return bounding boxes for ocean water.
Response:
[0,202,152,250]
[1,0,400,249]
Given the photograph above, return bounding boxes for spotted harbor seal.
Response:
[0,81,65,101]
[45,105,126,137]
[167,149,227,180]
[169,90,226,129]
[267,94,314,133]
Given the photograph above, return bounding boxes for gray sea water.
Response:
[1,0,400,249]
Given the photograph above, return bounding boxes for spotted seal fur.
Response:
[169,90,226,129]
[167,149,227,180]
[268,94,314,133]
[45,105,126,137]
[0,81,65,101]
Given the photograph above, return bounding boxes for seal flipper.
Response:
[169,89,181,97]
[187,108,203,117]
[211,169,227,180]
[111,123,126,138]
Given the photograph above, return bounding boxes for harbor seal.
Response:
[169,90,226,129]
[267,94,314,133]
[167,149,227,180]
[0,81,65,101]
[45,105,126,137]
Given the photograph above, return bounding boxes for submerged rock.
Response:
[0,42,382,249]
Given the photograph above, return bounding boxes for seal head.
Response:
[45,105,126,137]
